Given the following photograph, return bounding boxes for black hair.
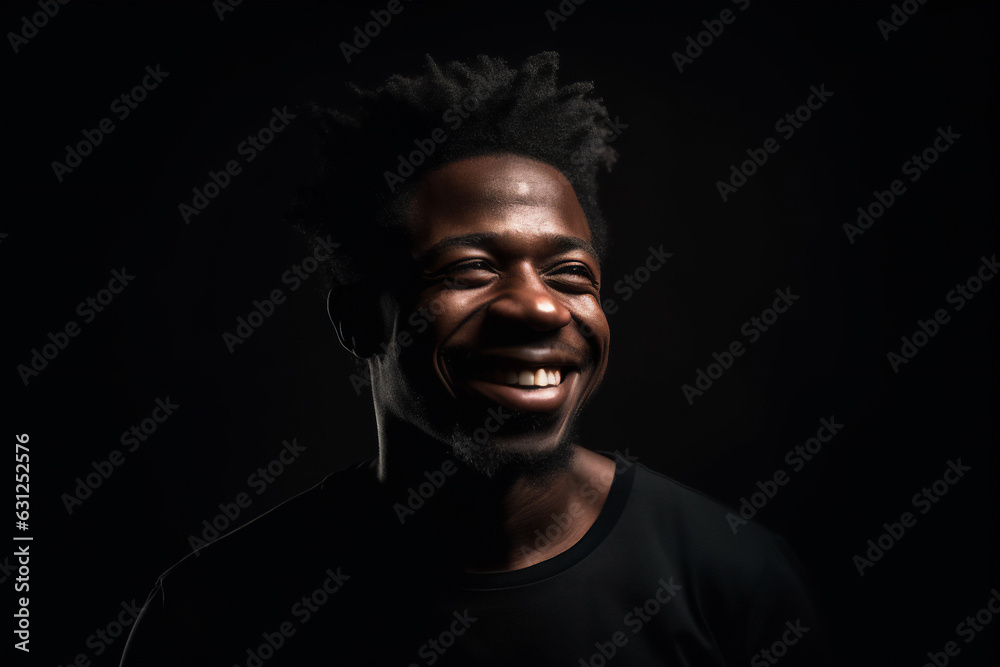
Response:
[290,51,618,292]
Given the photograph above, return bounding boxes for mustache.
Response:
[441,340,588,365]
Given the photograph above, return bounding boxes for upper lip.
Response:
[469,348,581,369]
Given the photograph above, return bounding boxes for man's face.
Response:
[373,153,610,476]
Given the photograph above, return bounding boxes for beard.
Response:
[380,348,590,483]
[446,408,579,483]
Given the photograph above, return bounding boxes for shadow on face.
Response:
[370,153,611,476]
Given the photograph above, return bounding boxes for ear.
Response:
[326,285,383,359]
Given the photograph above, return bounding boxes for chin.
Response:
[447,417,578,483]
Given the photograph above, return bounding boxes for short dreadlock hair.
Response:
[291,51,619,292]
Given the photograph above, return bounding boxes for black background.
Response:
[2,1,997,665]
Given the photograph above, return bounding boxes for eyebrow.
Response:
[415,232,599,266]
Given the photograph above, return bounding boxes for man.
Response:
[121,52,829,666]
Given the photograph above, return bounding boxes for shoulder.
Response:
[627,460,774,542]
[120,460,376,666]
[154,459,376,603]
[624,461,807,596]
[620,461,829,662]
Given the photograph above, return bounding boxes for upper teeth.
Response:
[500,368,561,387]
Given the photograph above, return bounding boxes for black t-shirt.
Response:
[120,453,830,666]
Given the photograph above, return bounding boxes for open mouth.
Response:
[446,353,580,413]
[486,366,564,388]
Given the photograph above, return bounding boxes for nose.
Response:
[486,263,572,331]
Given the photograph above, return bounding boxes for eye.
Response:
[546,262,598,290]
[553,264,594,278]
[428,259,497,288]
[453,260,492,272]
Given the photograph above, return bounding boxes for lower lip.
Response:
[464,372,578,413]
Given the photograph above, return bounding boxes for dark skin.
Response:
[334,153,617,572]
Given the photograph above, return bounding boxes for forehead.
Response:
[406,154,592,255]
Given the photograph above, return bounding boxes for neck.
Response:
[374,410,616,573]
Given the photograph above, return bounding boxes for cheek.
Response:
[577,295,611,344]
[412,291,473,346]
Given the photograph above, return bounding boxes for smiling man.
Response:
[379,152,611,484]
[121,53,829,666]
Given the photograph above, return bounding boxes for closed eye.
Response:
[546,262,598,289]
[551,264,595,278]
[424,259,497,288]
